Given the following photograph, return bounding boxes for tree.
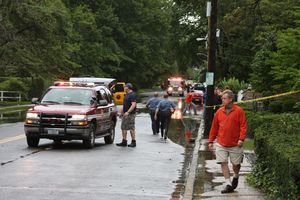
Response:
[0,0,77,79]
[112,0,174,87]
[270,24,300,92]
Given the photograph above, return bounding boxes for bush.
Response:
[267,100,282,113]
[0,78,30,100]
[245,111,278,138]
[267,96,298,113]
[293,102,300,112]
[218,77,248,94]
[247,113,300,199]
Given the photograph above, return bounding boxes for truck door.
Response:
[98,89,111,132]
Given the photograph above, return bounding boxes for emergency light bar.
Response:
[168,77,183,81]
[54,81,95,87]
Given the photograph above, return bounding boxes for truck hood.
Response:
[30,104,92,115]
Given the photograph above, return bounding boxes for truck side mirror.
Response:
[31,98,39,104]
[110,86,116,93]
[98,99,108,106]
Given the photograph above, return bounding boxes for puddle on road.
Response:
[165,117,200,199]
[0,108,27,124]
[166,115,225,199]
[192,150,222,199]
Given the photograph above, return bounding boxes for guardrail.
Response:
[0,91,21,102]
[0,110,23,120]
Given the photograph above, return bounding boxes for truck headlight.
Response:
[178,87,183,91]
[168,87,173,92]
[25,113,39,124]
[26,113,39,119]
[72,115,87,120]
[70,115,88,126]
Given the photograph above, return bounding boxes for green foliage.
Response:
[247,113,300,200]
[0,77,29,100]
[28,77,46,99]
[245,111,278,139]
[250,33,277,93]
[0,0,77,79]
[218,77,247,94]
[267,96,298,113]
[1,0,299,95]
[270,25,300,92]
[111,0,174,87]
[250,3,300,94]
[293,102,300,112]
[0,0,176,89]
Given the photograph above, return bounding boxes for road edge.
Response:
[183,115,205,200]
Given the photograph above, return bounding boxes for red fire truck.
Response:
[165,77,185,97]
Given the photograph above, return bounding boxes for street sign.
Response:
[205,72,214,86]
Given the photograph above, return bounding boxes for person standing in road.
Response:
[182,91,197,115]
[154,93,176,140]
[116,83,137,147]
[213,87,222,113]
[146,92,161,135]
[208,90,247,194]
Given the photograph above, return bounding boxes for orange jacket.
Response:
[209,104,247,147]
[185,92,193,103]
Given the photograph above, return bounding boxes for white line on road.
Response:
[0,134,25,144]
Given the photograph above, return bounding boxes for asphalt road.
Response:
[0,113,184,200]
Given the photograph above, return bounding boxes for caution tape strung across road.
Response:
[205,90,300,109]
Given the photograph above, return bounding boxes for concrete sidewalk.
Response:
[195,140,264,200]
[183,115,264,200]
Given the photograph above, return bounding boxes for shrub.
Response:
[218,77,248,94]
[247,113,300,199]
[293,102,300,112]
[267,100,282,113]
[245,111,278,138]
[267,96,298,113]
[0,78,30,100]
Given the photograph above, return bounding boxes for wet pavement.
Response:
[0,112,185,200]
[1,97,265,199]
[179,112,265,200]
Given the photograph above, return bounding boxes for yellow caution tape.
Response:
[205,90,300,109]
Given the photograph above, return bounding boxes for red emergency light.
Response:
[168,77,183,81]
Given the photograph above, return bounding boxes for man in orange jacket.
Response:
[208,90,247,194]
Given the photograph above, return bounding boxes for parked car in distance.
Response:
[24,81,117,148]
[192,83,205,105]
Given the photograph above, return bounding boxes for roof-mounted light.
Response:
[53,81,95,87]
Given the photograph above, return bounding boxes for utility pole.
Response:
[204,0,218,138]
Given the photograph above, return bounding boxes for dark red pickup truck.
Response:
[24,82,117,148]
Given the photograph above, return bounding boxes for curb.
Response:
[183,115,205,200]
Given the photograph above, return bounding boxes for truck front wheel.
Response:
[104,123,115,144]
[26,136,40,147]
[83,124,96,149]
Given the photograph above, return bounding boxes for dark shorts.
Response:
[121,114,136,130]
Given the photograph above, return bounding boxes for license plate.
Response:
[48,129,59,135]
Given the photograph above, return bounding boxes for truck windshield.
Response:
[41,88,93,105]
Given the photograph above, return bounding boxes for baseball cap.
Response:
[125,83,133,89]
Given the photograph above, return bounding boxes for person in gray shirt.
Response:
[146,92,161,135]
[154,93,176,140]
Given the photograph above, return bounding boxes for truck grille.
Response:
[40,113,72,128]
